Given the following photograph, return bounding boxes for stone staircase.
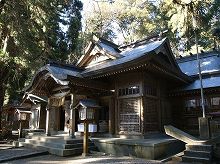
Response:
[182,144,213,163]
[17,135,97,156]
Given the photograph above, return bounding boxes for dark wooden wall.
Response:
[170,91,220,136]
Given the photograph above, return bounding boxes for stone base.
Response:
[92,134,185,160]
[198,117,211,140]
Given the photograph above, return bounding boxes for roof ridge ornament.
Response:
[119,30,168,50]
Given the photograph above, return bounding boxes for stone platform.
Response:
[92,134,185,160]
[14,135,96,156]
[15,132,185,160]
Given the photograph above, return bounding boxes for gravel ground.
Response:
[3,154,163,164]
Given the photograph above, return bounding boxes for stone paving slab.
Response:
[0,146,48,163]
[5,153,163,164]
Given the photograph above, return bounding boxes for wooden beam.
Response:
[52,85,70,92]
[69,77,109,91]
[50,91,70,98]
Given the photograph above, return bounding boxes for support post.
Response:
[193,13,209,139]
[69,93,76,138]
[198,117,211,140]
[195,32,206,118]
[18,121,22,138]
[82,119,89,157]
[46,100,50,136]
[109,97,115,134]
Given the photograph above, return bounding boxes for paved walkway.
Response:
[3,154,163,164]
[0,143,48,163]
[0,143,164,164]
[0,143,190,164]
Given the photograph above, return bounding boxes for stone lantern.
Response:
[15,109,32,138]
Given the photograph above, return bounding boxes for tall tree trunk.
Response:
[0,83,6,130]
[0,66,10,130]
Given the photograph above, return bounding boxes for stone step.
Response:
[47,146,83,156]
[182,156,211,163]
[43,141,84,149]
[30,135,84,144]
[171,151,184,162]
[20,141,97,156]
[184,150,212,159]
[186,144,212,152]
[20,142,82,156]
[25,139,78,149]
[25,138,94,149]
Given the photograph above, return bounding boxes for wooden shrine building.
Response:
[24,35,220,138]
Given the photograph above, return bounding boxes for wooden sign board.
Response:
[50,97,65,107]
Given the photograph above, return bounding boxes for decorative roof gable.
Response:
[76,36,121,68]
[154,40,182,72]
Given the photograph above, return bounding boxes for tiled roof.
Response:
[81,38,166,77]
[74,99,100,109]
[38,63,82,80]
[177,51,220,76]
[176,51,220,91]
[180,76,220,91]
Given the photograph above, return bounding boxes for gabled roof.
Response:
[25,36,193,96]
[80,38,165,77]
[74,99,101,109]
[41,61,83,79]
[22,93,47,105]
[80,38,190,83]
[76,36,122,68]
[24,62,83,94]
[15,108,32,114]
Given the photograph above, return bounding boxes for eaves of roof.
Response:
[24,64,82,93]
[80,38,167,78]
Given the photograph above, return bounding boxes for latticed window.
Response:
[118,85,140,97]
[211,97,220,108]
[185,98,209,111]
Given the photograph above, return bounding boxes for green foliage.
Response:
[83,0,164,44]
[0,0,83,106]
[160,0,220,53]
[83,0,220,55]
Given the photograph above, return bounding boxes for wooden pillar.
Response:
[82,119,89,157]
[18,120,22,138]
[46,99,50,136]
[46,108,50,136]
[115,99,119,134]
[69,93,76,138]
[109,97,115,134]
